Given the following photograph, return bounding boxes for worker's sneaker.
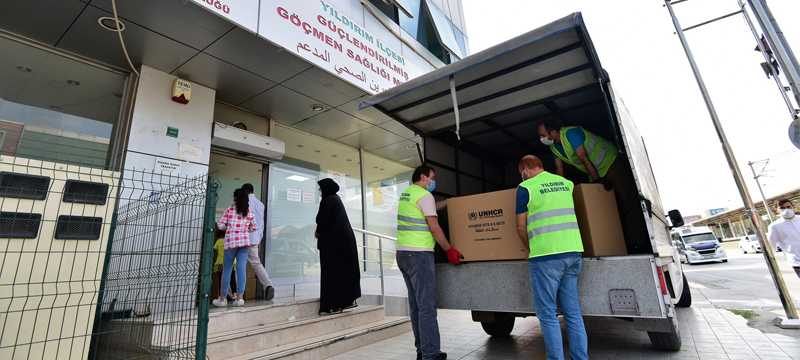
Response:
[232,299,245,307]
[417,352,447,360]
[264,286,275,301]
[212,298,227,307]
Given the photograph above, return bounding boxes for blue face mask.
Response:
[426,180,437,192]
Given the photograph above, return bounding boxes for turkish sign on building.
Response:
[192,0,434,94]
[191,0,260,32]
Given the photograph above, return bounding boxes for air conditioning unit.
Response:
[211,122,285,160]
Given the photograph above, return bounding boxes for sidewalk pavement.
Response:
[334,305,799,360]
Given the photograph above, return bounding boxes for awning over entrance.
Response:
[360,13,608,160]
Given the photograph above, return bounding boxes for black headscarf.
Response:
[318,178,340,197]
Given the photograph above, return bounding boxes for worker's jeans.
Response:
[529,253,588,360]
[397,251,442,359]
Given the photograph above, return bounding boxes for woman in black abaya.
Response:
[315,178,361,315]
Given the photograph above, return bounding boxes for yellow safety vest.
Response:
[551,126,618,177]
[396,184,435,250]
[519,171,583,258]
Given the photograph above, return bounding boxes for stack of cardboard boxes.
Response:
[446,184,627,262]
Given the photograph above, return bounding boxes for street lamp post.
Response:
[747,160,774,223]
[664,0,799,326]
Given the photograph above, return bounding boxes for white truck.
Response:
[361,13,691,350]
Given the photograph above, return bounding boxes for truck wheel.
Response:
[676,275,692,308]
[648,330,681,351]
[480,314,515,337]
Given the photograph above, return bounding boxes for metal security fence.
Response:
[0,155,217,360]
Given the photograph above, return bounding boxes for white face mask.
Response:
[540,136,554,146]
[781,208,795,219]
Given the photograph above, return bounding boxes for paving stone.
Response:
[334,308,799,359]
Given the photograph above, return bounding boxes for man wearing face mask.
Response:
[537,118,644,252]
[396,164,463,360]
[768,199,800,278]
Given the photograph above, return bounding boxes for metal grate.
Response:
[609,288,640,316]
[0,212,42,238]
[55,215,103,240]
[63,180,110,205]
[0,171,50,200]
[0,156,216,360]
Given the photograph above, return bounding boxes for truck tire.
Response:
[648,330,682,351]
[676,275,692,308]
[480,314,515,337]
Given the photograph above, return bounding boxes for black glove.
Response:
[598,177,613,191]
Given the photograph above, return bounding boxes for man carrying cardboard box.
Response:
[515,155,588,360]
[396,164,463,360]
[537,119,644,253]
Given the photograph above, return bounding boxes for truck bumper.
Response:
[436,255,667,318]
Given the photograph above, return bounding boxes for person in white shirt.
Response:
[768,198,800,278]
[241,183,275,300]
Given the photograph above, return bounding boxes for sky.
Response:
[463,0,800,216]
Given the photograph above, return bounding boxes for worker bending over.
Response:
[537,118,643,252]
[516,155,587,360]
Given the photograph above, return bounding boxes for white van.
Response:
[671,226,728,264]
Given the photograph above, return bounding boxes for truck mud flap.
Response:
[436,255,664,318]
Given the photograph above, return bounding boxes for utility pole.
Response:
[747,160,773,223]
[746,0,800,112]
[737,0,798,120]
[664,0,799,326]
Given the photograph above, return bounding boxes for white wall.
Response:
[123,65,215,178]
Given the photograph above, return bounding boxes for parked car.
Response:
[739,235,763,254]
[671,226,727,265]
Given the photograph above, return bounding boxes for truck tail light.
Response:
[657,268,670,296]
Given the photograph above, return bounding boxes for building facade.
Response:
[693,188,800,240]
[0,0,467,358]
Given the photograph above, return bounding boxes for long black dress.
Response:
[316,178,361,313]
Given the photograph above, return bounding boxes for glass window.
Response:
[423,0,467,59]
[0,36,125,169]
[369,0,399,23]
[399,0,422,38]
[266,123,363,296]
[363,151,413,296]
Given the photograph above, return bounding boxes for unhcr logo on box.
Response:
[468,208,504,221]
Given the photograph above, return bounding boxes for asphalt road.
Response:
[684,243,800,309]
[683,242,800,336]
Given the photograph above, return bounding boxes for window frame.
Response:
[0,32,132,171]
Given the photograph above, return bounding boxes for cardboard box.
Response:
[446,189,528,262]
[573,183,627,257]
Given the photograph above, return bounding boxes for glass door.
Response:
[208,153,265,300]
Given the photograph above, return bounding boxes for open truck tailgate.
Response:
[435,256,666,318]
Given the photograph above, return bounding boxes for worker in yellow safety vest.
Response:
[515,155,587,360]
[537,118,644,253]
[396,164,462,360]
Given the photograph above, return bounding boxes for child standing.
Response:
[213,189,255,307]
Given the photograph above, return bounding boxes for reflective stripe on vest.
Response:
[519,171,584,258]
[550,126,618,177]
[396,184,435,250]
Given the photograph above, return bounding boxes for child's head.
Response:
[233,188,249,216]
[215,228,226,239]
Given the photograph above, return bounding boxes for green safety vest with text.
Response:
[396,184,435,250]
[520,171,584,258]
[551,126,618,177]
